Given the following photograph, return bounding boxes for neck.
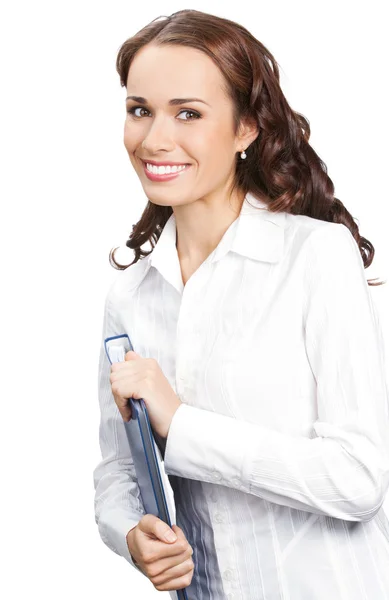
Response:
[174,190,246,264]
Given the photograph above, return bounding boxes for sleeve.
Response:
[163,223,389,522]
[93,285,146,574]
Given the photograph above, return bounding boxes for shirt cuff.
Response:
[97,507,145,574]
[163,403,252,491]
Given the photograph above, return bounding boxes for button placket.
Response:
[211,469,222,482]
[214,512,225,524]
[223,570,240,599]
[231,476,241,489]
[210,510,240,598]
[224,568,240,599]
[210,490,218,503]
[224,567,238,582]
[175,280,199,392]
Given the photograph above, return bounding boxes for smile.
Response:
[145,162,189,174]
[142,161,192,182]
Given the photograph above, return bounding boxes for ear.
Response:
[235,115,259,153]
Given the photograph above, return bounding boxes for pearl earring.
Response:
[240,149,247,159]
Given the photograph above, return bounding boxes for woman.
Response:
[93,9,389,599]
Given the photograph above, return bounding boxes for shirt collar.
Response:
[124,192,287,294]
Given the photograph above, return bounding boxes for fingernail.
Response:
[164,530,177,542]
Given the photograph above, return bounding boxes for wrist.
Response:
[126,525,136,549]
[126,526,140,565]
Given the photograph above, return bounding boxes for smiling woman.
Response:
[109,10,384,289]
[119,39,260,237]
[93,8,389,600]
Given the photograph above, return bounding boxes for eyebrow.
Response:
[125,95,210,107]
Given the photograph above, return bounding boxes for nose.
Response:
[141,114,175,154]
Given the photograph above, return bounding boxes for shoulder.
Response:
[107,255,152,306]
[283,212,360,267]
[283,215,369,315]
[284,210,353,241]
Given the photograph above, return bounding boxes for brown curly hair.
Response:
[110,9,384,286]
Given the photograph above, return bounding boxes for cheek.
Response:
[188,129,231,163]
[123,121,141,151]
[200,139,235,174]
[193,122,235,164]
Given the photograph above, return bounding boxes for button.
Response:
[224,568,237,581]
[231,477,241,488]
[212,470,222,481]
[214,512,225,523]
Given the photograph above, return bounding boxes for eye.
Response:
[126,106,201,122]
[127,106,150,118]
[177,110,201,121]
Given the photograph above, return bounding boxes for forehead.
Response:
[126,44,227,102]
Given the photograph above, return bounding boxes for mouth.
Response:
[141,159,192,182]
[140,159,191,167]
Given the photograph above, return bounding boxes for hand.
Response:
[126,514,194,592]
[109,351,182,439]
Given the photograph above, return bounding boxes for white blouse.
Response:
[93,192,389,599]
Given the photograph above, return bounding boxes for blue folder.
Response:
[104,333,189,600]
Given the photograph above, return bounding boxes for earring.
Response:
[240,149,247,159]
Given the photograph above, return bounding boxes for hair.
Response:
[110,9,384,286]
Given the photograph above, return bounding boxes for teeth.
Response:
[146,163,188,175]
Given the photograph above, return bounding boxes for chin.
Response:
[145,196,174,207]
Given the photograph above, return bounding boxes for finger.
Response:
[121,408,132,422]
[169,525,193,556]
[111,370,143,395]
[139,515,178,544]
[171,525,184,537]
[120,403,132,421]
[110,363,136,378]
[110,362,126,372]
[171,525,191,544]
[112,394,132,421]
[153,559,195,591]
[145,542,193,582]
[146,531,193,566]
[138,517,191,560]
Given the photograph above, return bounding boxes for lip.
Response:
[142,160,191,182]
[141,159,190,167]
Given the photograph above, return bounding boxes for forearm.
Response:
[164,403,389,522]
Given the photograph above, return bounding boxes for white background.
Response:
[1,1,388,598]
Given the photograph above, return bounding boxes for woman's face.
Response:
[124,43,251,208]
